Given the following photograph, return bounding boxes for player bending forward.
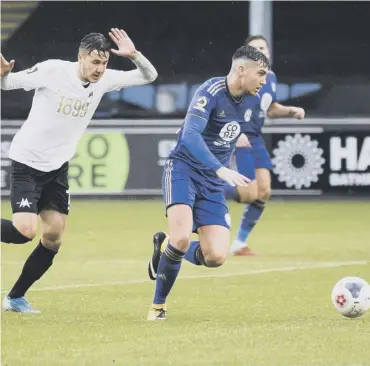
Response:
[1,29,157,313]
[147,45,269,320]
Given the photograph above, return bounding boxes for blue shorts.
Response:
[162,158,231,232]
[235,135,273,181]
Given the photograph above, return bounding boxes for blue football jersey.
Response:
[241,71,277,135]
[169,77,261,184]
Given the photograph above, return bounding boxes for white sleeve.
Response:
[0,60,53,91]
[102,52,158,93]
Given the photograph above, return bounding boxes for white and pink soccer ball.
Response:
[331,276,370,318]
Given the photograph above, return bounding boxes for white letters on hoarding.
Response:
[329,136,370,186]
[330,137,370,171]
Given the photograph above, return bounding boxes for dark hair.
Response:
[79,33,111,57]
[232,45,269,68]
[244,35,268,47]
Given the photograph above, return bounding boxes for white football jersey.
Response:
[1,53,157,171]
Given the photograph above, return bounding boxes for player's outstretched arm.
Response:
[1,57,51,91]
[103,28,157,91]
[0,54,15,77]
[267,102,305,119]
[108,28,137,59]
[264,72,304,120]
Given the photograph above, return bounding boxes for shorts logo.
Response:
[219,121,240,142]
[17,198,32,208]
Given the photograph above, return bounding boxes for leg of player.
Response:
[228,146,260,255]
[180,189,231,267]
[227,150,258,256]
[2,161,39,244]
[224,148,254,202]
[256,168,272,202]
[149,180,233,270]
[229,181,259,255]
[1,212,37,244]
[3,210,66,313]
[150,225,230,270]
[231,168,271,256]
[196,225,230,267]
[148,204,193,320]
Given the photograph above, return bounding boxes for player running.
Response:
[147,45,269,320]
[1,29,157,313]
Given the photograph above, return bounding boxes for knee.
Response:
[170,234,191,252]
[237,186,259,204]
[41,230,63,251]
[258,187,272,201]
[204,251,227,268]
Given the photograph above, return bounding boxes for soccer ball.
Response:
[331,276,370,318]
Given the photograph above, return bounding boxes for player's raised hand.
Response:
[290,107,305,120]
[0,54,15,77]
[109,28,137,59]
[236,133,251,148]
[216,167,250,187]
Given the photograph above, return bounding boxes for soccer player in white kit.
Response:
[0,28,158,313]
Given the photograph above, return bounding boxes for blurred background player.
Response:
[226,35,305,256]
[147,45,269,320]
[0,29,157,313]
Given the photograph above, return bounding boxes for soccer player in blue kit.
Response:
[146,45,269,320]
[228,35,305,256]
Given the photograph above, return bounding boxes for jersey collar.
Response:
[225,77,244,104]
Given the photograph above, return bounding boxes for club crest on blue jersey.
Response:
[244,109,252,122]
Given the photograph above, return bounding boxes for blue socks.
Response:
[231,200,265,253]
[153,239,211,304]
[153,243,185,304]
[184,241,206,265]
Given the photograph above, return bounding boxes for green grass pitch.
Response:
[1,200,369,366]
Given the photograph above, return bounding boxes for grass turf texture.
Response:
[2,200,369,366]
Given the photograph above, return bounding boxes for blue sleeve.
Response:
[269,71,277,103]
[181,89,223,172]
